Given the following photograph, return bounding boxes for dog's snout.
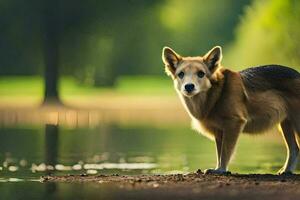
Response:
[184,84,195,93]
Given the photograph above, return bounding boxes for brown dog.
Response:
[162,46,300,174]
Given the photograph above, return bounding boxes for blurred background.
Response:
[1,0,299,107]
[1,0,300,198]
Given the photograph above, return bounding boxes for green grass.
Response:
[114,76,174,94]
[0,76,43,96]
[0,76,174,99]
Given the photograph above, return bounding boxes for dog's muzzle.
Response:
[184,83,195,93]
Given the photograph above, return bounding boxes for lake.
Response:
[0,109,292,199]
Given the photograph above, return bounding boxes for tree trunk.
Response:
[43,34,60,104]
[42,0,61,105]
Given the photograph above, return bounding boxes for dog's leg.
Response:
[205,120,245,174]
[292,116,300,149]
[278,119,299,175]
[215,133,222,169]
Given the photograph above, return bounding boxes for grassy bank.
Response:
[0,76,177,108]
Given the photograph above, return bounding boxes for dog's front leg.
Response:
[215,133,222,169]
[205,120,245,175]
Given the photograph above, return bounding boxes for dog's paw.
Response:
[277,168,294,176]
[204,168,231,175]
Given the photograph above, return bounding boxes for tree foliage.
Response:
[224,0,300,70]
[0,0,250,86]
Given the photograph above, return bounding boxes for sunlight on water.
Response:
[0,110,293,184]
[83,163,157,170]
[0,109,295,200]
[0,178,24,182]
[0,108,188,128]
[0,178,41,182]
[28,162,158,172]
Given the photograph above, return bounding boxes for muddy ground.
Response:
[41,170,300,200]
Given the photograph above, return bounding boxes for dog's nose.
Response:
[184,84,195,93]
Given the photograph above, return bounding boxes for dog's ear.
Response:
[204,46,222,73]
[162,47,182,76]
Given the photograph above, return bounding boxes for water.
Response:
[0,111,293,199]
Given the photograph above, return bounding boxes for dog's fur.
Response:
[162,46,300,174]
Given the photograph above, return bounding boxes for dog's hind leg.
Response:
[292,114,300,147]
[278,119,299,174]
[292,115,300,164]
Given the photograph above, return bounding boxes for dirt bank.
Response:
[41,170,300,200]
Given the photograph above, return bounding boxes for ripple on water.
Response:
[3,160,158,175]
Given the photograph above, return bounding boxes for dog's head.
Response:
[162,46,222,97]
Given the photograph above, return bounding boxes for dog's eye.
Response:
[197,71,205,78]
[178,71,185,79]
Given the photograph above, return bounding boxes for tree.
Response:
[225,0,300,70]
[43,0,61,104]
[0,0,252,97]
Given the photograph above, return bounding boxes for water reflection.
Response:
[0,121,211,179]
[45,124,59,174]
[0,108,188,128]
[0,109,294,199]
[0,122,289,177]
[44,124,59,195]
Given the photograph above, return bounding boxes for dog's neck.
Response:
[180,92,208,119]
[179,74,225,120]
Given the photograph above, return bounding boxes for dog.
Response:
[162,46,300,175]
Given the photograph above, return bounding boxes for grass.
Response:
[0,76,174,96]
[0,76,43,96]
[0,76,176,107]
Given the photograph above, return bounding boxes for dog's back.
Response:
[239,65,300,133]
[240,65,300,93]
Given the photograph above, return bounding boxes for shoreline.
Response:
[40,171,300,200]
